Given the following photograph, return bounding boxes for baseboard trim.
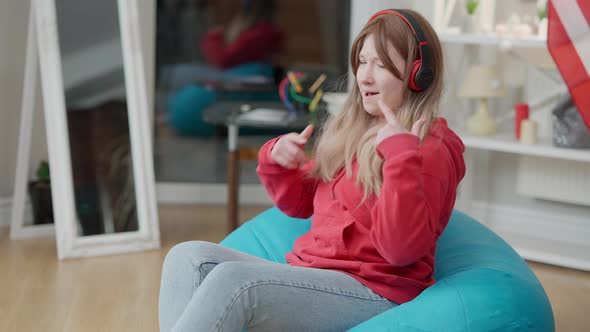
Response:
[7,189,588,269]
[156,182,272,205]
[1,196,56,238]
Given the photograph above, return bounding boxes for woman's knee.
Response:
[162,241,219,272]
[201,261,262,290]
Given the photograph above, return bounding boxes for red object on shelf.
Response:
[547,0,590,129]
[515,103,530,139]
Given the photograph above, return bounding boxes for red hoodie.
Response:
[200,22,283,69]
[256,118,466,304]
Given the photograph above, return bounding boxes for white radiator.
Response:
[517,155,590,207]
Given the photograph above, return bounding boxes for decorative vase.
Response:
[538,17,548,37]
[462,15,478,33]
[28,181,54,224]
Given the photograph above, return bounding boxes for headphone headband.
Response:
[367,9,434,91]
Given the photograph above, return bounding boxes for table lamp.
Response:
[457,64,506,136]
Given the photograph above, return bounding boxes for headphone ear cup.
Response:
[408,60,423,91]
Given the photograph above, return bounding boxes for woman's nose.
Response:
[359,67,374,85]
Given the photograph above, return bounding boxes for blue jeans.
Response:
[159,241,397,332]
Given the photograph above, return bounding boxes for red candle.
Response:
[515,103,529,139]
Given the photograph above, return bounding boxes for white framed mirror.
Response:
[19,0,160,259]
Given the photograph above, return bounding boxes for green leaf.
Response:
[36,160,50,182]
[466,0,479,15]
[537,4,547,20]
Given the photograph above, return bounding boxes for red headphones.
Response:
[368,9,434,92]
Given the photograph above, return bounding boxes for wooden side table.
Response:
[203,101,310,233]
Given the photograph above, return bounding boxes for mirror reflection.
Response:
[154,0,351,185]
[56,0,138,235]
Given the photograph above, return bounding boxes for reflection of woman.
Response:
[160,9,465,331]
[200,0,283,69]
[165,0,282,136]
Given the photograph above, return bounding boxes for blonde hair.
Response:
[309,9,444,200]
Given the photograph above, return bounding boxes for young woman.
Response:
[159,9,465,332]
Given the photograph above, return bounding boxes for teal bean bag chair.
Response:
[220,207,555,331]
[167,84,217,136]
[167,62,282,137]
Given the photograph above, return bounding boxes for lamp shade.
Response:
[457,64,507,98]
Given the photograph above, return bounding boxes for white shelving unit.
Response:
[437,2,590,271]
[455,128,590,271]
[439,32,547,48]
[458,131,590,163]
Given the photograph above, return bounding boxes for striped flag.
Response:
[548,0,590,129]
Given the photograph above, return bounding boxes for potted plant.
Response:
[463,0,480,33]
[536,0,548,37]
[28,160,54,224]
[466,0,479,16]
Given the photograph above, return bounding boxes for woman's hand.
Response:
[375,100,425,146]
[270,124,314,169]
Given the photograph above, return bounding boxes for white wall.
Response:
[0,0,33,198]
[0,0,155,200]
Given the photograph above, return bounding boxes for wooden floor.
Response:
[1,204,589,332]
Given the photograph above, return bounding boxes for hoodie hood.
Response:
[425,118,466,183]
